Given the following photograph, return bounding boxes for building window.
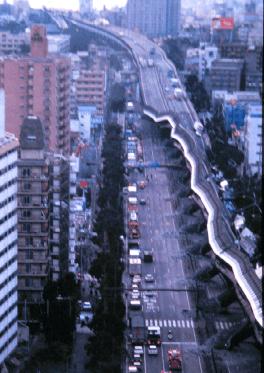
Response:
[22,210,31,218]
[23,182,31,191]
[25,237,33,245]
[26,263,31,273]
[25,278,32,287]
[23,196,31,204]
[23,223,30,233]
[26,250,33,260]
[22,168,31,177]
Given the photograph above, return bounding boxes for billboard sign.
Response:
[211,17,234,30]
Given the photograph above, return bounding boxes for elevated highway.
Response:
[66,18,262,343]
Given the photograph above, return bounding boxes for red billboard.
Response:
[211,17,234,30]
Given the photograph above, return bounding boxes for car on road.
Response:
[132,289,140,297]
[82,301,92,312]
[132,275,141,284]
[131,293,140,300]
[145,274,154,283]
[138,181,146,189]
[134,346,144,356]
[147,345,158,356]
[139,198,146,205]
[132,284,139,291]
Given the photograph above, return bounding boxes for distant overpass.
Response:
[64,16,262,342]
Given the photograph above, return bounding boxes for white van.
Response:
[129,211,138,221]
[128,367,138,373]
[128,197,138,205]
[129,300,142,310]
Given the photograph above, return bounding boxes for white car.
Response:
[132,289,140,297]
[148,345,158,356]
[144,274,154,283]
[82,301,92,312]
[131,293,140,300]
[134,346,144,355]
[132,284,139,291]
[133,275,141,284]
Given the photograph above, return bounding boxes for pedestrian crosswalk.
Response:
[214,321,238,330]
[145,319,195,329]
[144,319,238,330]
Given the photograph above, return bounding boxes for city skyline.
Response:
[4,0,127,11]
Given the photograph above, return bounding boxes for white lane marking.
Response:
[224,322,229,329]
[177,320,181,327]
[161,343,165,372]
[172,320,176,327]
[228,322,233,328]
[190,319,194,328]
[186,320,190,328]
[145,320,149,326]
[159,320,163,327]
[154,319,158,326]
[143,345,147,373]
[215,321,219,330]
[168,320,172,327]
[163,320,167,327]
[220,321,224,330]
[181,320,185,328]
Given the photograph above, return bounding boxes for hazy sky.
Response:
[27,0,128,11]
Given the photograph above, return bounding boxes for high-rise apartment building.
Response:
[0,25,71,154]
[0,90,19,366]
[17,116,78,320]
[17,116,49,321]
[127,0,181,38]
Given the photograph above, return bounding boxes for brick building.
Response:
[0,25,71,154]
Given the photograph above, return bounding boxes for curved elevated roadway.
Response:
[67,18,262,342]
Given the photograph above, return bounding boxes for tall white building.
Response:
[243,104,262,176]
[198,43,218,81]
[127,0,181,38]
[79,0,93,15]
[0,90,18,366]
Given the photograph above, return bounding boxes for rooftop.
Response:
[20,116,45,150]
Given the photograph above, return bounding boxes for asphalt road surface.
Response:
[126,117,205,373]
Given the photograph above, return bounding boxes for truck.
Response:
[130,314,146,344]
[193,121,204,137]
[171,78,180,87]
[129,258,142,276]
[147,58,154,67]
[147,326,161,345]
[127,101,134,112]
[168,349,182,371]
[143,250,153,263]
[174,88,183,99]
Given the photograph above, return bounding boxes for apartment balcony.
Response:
[19,231,49,237]
[18,285,44,292]
[19,271,47,277]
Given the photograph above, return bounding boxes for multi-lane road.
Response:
[126,117,205,373]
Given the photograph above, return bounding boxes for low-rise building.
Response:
[209,58,244,92]
[47,34,70,54]
[212,90,261,132]
[243,104,262,176]
[0,31,29,55]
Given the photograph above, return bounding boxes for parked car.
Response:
[139,198,146,205]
